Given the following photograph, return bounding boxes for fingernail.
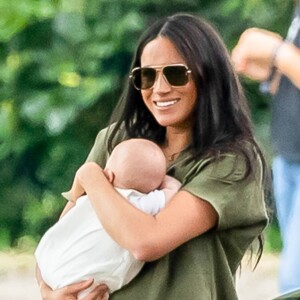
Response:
[103,292,109,300]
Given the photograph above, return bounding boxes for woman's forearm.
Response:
[76,162,217,262]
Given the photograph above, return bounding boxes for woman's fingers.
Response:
[39,278,108,300]
[39,280,53,299]
[41,279,94,300]
[62,278,95,294]
[82,284,109,300]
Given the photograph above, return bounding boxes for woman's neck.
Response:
[162,127,192,163]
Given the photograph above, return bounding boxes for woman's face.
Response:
[140,37,197,129]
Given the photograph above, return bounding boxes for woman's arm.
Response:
[74,162,218,262]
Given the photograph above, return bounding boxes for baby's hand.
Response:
[74,162,109,195]
[160,175,181,203]
[160,175,181,191]
[63,177,86,203]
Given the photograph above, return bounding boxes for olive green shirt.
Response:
[86,127,268,300]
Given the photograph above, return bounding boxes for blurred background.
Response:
[0,0,291,296]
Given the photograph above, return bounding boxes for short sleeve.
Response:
[85,128,110,167]
[182,153,267,230]
[85,124,128,167]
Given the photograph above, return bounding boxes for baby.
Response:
[35,138,181,298]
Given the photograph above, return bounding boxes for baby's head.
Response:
[105,139,166,193]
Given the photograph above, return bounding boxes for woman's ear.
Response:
[103,169,115,183]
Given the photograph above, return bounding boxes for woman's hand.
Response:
[39,278,109,300]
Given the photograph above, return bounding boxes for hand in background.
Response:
[232,28,283,81]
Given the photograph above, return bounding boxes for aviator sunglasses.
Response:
[129,64,192,90]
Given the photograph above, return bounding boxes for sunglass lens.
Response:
[132,68,156,90]
[141,68,156,89]
[131,69,141,90]
[164,66,189,86]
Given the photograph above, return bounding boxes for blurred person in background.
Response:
[232,0,300,294]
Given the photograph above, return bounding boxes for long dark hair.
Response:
[109,14,254,158]
[107,13,270,264]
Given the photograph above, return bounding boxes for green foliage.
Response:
[0,228,10,250]
[265,221,283,253]
[0,0,56,42]
[23,191,64,240]
[0,0,292,249]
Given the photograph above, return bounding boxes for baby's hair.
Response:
[106,139,167,193]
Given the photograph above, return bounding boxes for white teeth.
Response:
[155,100,178,107]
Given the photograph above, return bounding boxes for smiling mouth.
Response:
[154,99,179,107]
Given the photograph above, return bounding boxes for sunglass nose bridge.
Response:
[152,69,173,90]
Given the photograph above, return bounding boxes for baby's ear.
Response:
[103,169,115,183]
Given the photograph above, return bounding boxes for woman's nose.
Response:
[152,71,172,93]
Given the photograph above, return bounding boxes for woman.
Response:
[37,13,269,300]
